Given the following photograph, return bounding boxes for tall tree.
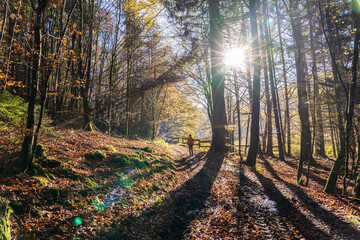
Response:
[209,0,228,152]
[19,0,48,171]
[275,0,291,156]
[285,0,313,183]
[263,0,284,161]
[246,0,261,167]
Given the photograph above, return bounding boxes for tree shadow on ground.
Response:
[119,151,225,240]
[259,159,360,240]
[175,152,207,171]
[239,171,331,239]
[279,158,331,188]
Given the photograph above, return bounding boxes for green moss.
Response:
[31,210,43,218]
[33,176,48,186]
[86,150,107,160]
[105,231,121,240]
[130,157,148,169]
[65,199,75,207]
[111,153,131,167]
[35,144,47,159]
[152,196,165,208]
[42,158,61,168]
[54,168,80,180]
[104,145,117,152]
[0,93,27,128]
[29,162,52,180]
[151,183,160,191]
[0,197,12,240]
[9,202,29,215]
[141,147,151,153]
[84,178,97,189]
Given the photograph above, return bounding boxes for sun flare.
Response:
[223,47,246,67]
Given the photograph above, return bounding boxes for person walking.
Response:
[187,134,194,156]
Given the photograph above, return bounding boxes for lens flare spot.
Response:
[352,0,360,14]
[92,199,106,212]
[74,217,82,226]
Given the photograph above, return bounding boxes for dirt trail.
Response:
[118,148,360,240]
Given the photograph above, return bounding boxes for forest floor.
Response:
[1,128,360,239]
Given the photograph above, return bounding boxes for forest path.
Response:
[119,147,360,239]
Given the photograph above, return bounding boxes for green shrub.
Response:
[86,150,107,160]
[153,139,170,153]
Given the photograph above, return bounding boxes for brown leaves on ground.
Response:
[1,129,360,240]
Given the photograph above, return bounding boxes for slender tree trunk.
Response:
[264,0,284,160]
[260,19,273,156]
[0,1,7,42]
[81,0,94,131]
[344,5,360,196]
[246,0,261,167]
[209,0,227,152]
[234,73,242,159]
[309,10,326,157]
[125,10,133,137]
[19,0,47,171]
[286,0,313,184]
[320,0,347,193]
[276,0,291,156]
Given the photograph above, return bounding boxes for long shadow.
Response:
[280,158,330,188]
[118,151,225,239]
[175,152,207,171]
[261,160,360,240]
[239,171,331,239]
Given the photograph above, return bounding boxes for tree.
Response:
[246,0,261,168]
[284,0,313,184]
[19,0,48,171]
[263,0,284,160]
[208,0,228,152]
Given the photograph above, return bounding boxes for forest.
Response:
[1,0,360,239]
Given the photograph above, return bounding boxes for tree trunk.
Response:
[209,0,227,152]
[264,0,284,160]
[234,73,242,159]
[260,19,273,157]
[286,0,313,184]
[19,0,47,171]
[309,12,326,157]
[275,0,291,156]
[81,0,94,132]
[321,0,346,193]
[345,5,360,196]
[246,0,261,167]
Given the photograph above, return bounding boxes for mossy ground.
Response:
[0,129,179,239]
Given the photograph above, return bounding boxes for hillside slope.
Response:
[0,129,191,239]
